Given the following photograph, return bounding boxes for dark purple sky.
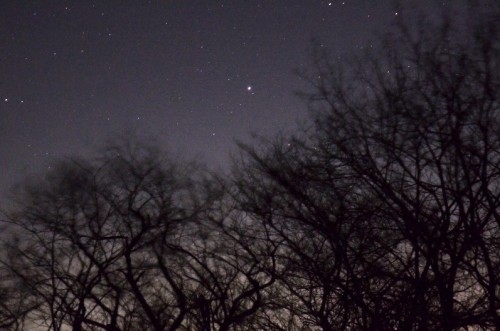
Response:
[1,1,444,200]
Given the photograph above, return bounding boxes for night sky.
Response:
[1,1,442,200]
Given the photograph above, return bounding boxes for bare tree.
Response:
[3,140,195,330]
[234,4,499,330]
[2,3,498,331]
[2,139,275,331]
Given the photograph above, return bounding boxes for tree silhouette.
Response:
[1,4,499,331]
[233,6,499,331]
[2,140,275,331]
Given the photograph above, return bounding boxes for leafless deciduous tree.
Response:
[1,4,499,331]
[1,140,275,331]
[233,5,499,331]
